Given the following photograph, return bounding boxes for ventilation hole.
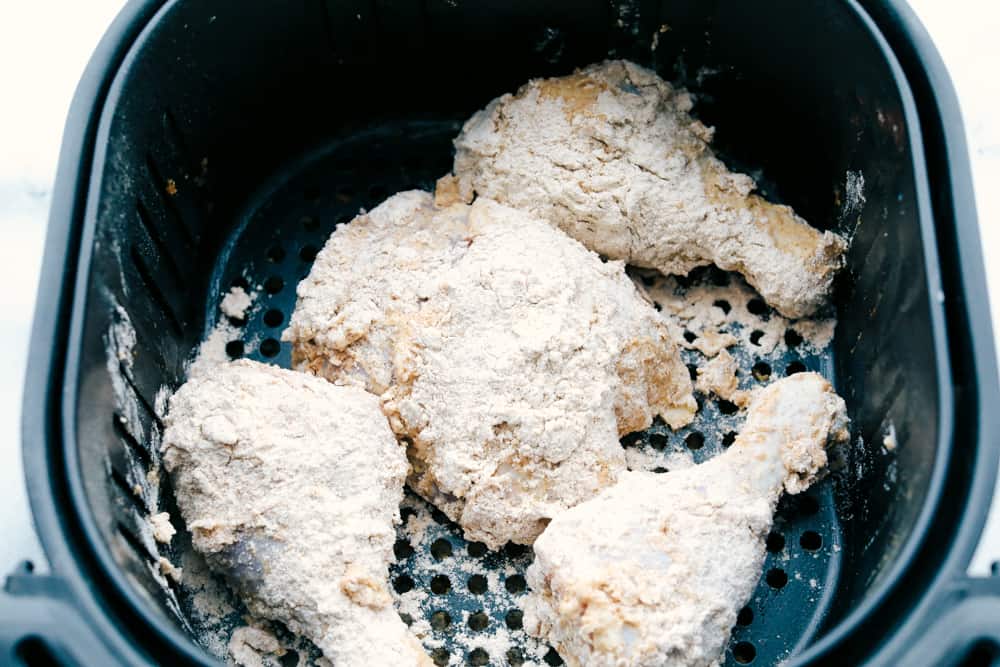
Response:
[786,361,807,375]
[260,338,281,358]
[507,647,525,666]
[430,610,452,631]
[279,651,299,667]
[733,641,757,664]
[431,538,453,560]
[468,574,488,594]
[713,299,732,314]
[649,433,668,450]
[654,302,662,312]
[785,328,803,347]
[468,648,490,665]
[653,466,669,473]
[799,495,820,515]
[709,267,730,286]
[766,568,788,589]
[722,431,737,447]
[749,330,765,346]
[299,244,319,262]
[225,340,244,359]
[766,532,785,553]
[263,309,284,327]
[717,399,739,415]
[264,275,284,294]
[399,613,413,626]
[506,609,524,630]
[16,637,61,667]
[544,648,564,665]
[599,255,609,263]
[504,543,528,559]
[620,431,643,448]
[468,542,488,558]
[394,539,414,560]
[687,364,698,381]
[737,606,754,626]
[393,574,414,593]
[431,508,450,524]
[505,574,527,594]
[303,184,322,201]
[301,215,320,231]
[682,330,697,344]
[431,648,450,666]
[468,611,489,631]
[227,316,246,327]
[369,184,388,201]
[266,245,286,263]
[751,361,771,381]
[430,575,451,594]
[401,507,417,522]
[800,531,823,551]
[747,298,767,315]
[685,432,705,450]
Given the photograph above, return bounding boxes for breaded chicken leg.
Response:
[523,372,849,667]
[451,60,847,318]
[162,360,430,666]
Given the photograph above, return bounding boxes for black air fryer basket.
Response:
[4,0,1000,665]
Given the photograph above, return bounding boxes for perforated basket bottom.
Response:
[193,119,842,666]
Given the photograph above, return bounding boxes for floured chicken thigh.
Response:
[523,372,849,667]
[451,59,847,318]
[162,360,430,666]
[284,190,696,548]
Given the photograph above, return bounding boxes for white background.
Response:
[0,1,997,577]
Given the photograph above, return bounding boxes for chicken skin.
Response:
[451,60,847,318]
[284,190,696,548]
[162,360,430,666]
[523,372,849,667]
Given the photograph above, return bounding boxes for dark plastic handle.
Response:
[895,575,1000,666]
[1,562,122,667]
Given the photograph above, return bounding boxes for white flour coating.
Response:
[452,59,847,318]
[285,190,695,548]
[523,373,849,667]
[162,360,430,666]
[694,349,739,400]
[188,320,240,379]
[636,270,837,357]
[150,512,176,544]
[220,286,254,320]
[228,626,284,667]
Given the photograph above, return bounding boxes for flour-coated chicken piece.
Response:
[285,191,696,548]
[451,60,847,318]
[523,372,849,667]
[162,360,430,666]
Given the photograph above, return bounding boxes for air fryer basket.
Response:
[6,0,1000,666]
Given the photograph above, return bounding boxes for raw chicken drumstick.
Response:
[523,372,849,667]
[451,59,847,318]
[284,190,696,548]
[162,360,431,666]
